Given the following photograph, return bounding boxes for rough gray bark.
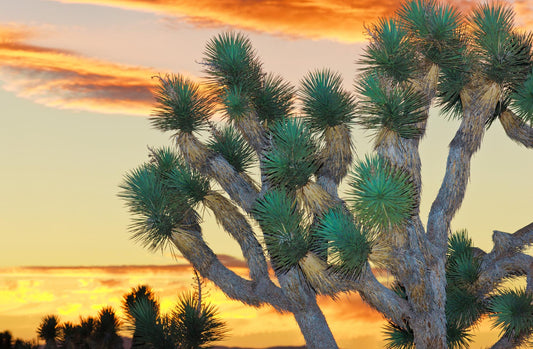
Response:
[278,269,339,349]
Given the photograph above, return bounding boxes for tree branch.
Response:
[204,192,271,284]
[474,222,533,295]
[342,264,412,329]
[170,227,291,312]
[176,132,260,212]
[499,110,533,148]
[427,85,494,251]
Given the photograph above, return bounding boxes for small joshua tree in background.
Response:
[123,273,227,349]
[120,1,533,347]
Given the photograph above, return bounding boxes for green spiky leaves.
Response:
[357,73,427,140]
[398,0,464,69]
[471,3,532,88]
[490,289,533,340]
[207,125,255,173]
[361,18,415,83]
[253,189,309,273]
[263,118,319,189]
[119,166,179,252]
[384,322,414,349]
[445,230,485,339]
[348,156,415,231]
[254,73,294,126]
[151,75,213,134]
[166,164,210,207]
[314,208,373,278]
[119,148,204,252]
[300,69,356,132]
[203,32,262,93]
[510,72,533,124]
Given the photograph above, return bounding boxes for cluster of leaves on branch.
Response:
[120,0,533,347]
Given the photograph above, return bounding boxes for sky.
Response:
[0,0,532,347]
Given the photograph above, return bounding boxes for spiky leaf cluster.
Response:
[510,71,533,124]
[254,73,294,126]
[357,73,427,139]
[172,292,228,349]
[207,125,255,173]
[398,0,464,68]
[93,307,122,349]
[471,3,532,88]
[300,69,356,133]
[37,315,60,342]
[361,18,415,83]
[119,164,193,252]
[384,322,414,349]
[489,289,533,340]
[203,32,262,92]
[263,118,319,189]
[314,208,373,278]
[253,189,309,273]
[166,163,210,207]
[437,56,472,119]
[444,230,484,345]
[151,75,213,134]
[348,155,415,232]
[127,298,174,349]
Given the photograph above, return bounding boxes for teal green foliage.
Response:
[357,73,427,139]
[489,289,533,340]
[511,71,533,124]
[127,298,172,349]
[151,75,213,134]
[348,155,415,232]
[166,164,210,207]
[361,18,414,83]
[253,73,295,126]
[437,57,472,119]
[471,3,532,87]
[383,322,414,349]
[446,323,473,349]
[398,0,464,68]
[119,164,194,252]
[445,230,484,346]
[314,208,373,278]
[207,125,255,173]
[126,291,226,349]
[300,69,357,132]
[172,292,228,349]
[220,85,251,120]
[203,32,262,89]
[253,189,309,273]
[263,118,319,189]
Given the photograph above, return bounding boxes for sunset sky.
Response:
[1,0,532,348]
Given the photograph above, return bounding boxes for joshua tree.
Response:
[122,285,159,348]
[93,307,122,349]
[120,0,533,347]
[123,280,227,349]
[37,315,60,349]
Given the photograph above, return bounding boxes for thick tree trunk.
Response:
[292,301,339,349]
[411,311,447,349]
[278,268,339,349]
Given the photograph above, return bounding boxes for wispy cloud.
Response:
[50,0,400,43]
[50,0,533,43]
[0,24,158,116]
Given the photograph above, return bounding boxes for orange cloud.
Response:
[0,24,158,116]
[50,0,399,43]
[50,0,533,43]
